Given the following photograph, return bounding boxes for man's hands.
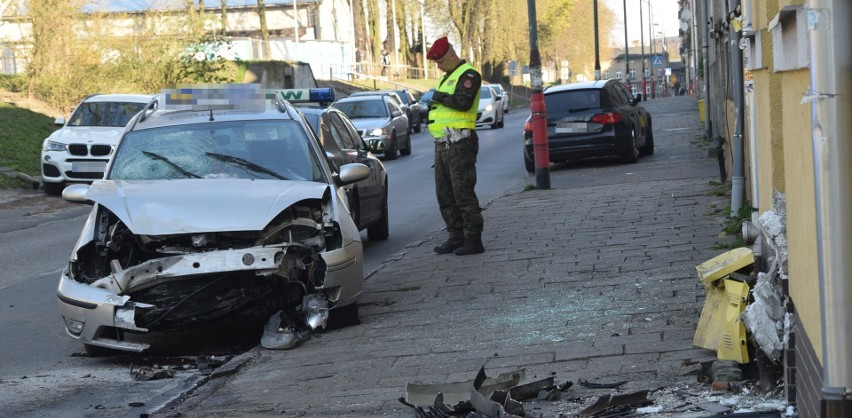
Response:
[430,91,450,105]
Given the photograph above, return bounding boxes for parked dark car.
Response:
[391,89,422,133]
[297,104,389,241]
[349,90,419,134]
[522,79,654,172]
[332,94,411,160]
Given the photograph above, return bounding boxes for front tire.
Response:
[367,186,389,241]
[384,134,398,160]
[400,133,412,156]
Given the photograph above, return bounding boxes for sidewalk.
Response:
[159,96,748,417]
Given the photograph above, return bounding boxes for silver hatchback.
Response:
[56,85,370,354]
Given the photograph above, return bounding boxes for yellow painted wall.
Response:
[781,69,822,361]
[752,70,775,212]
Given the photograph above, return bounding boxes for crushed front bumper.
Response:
[57,243,363,352]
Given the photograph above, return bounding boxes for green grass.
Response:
[0,103,57,189]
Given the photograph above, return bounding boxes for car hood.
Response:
[85,179,332,235]
[349,118,390,131]
[47,126,127,145]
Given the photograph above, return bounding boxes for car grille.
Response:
[67,144,113,157]
[91,145,112,156]
[68,144,88,156]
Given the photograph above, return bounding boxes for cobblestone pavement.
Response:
[157,96,761,417]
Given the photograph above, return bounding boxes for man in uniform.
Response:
[426,36,485,256]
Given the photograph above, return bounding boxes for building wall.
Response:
[780,68,820,358]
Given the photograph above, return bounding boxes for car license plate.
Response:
[71,161,106,173]
[555,123,587,133]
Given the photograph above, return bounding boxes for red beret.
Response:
[427,37,450,60]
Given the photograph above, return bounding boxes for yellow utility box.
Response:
[698,99,705,123]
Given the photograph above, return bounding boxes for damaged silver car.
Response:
[57,85,370,354]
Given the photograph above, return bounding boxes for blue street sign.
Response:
[653,55,663,66]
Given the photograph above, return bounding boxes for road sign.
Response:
[653,55,663,66]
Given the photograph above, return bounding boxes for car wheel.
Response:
[639,125,655,155]
[491,117,499,129]
[497,113,505,128]
[400,132,412,156]
[367,185,389,241]
[384,134,398,160]
[414,120,422,133]
[621,128,639,163]
[43,181,65,196]
[524,151,534,173]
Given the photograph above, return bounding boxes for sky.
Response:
[604,0,682,45]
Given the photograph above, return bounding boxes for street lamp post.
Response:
[639,0,646,100]
[419,0,426,79]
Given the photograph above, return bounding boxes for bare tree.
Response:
[257,0,271,59]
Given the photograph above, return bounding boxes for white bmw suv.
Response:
[40,94,154,195]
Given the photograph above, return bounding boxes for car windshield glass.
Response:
[109,120,322,182]
[480,88,492,99]
[490,85,504,94]
[68,101,147,127]
[334,100,388,119]
[545,90,603,113]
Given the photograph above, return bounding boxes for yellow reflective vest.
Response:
[428,62,480,139]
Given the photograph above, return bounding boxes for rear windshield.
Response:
[480,88,492,99]
[544,90,604,112]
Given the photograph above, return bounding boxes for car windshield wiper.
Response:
[206,152,286,180]
[142,151,201,178]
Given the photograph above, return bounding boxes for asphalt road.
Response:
[0,111,531,417]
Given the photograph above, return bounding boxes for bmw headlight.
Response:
[43,140,67,152]
[367,128,386,137]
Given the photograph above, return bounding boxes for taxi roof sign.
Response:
[277,88,335,105]
[163,84,266,111]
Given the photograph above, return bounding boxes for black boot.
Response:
[454,239,485,255]
[434,237,465,254]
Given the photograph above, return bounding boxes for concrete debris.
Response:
[130,365,176,381]
[578,389,650,417]
[579,379,628,389]
[401,366,570,418]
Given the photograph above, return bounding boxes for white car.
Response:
[487,83,510,114]
[475,85,505,129]
[40,94,154,195]
[56,85,370,354]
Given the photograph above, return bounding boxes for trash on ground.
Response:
[578,379,628,389]
[130,364,176,381]
[578,390,650,417]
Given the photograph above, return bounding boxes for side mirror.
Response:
[54,117,66,126]
[62,184,94,205]
[632,94,642,104]
[336,163,370,185]
[392,110,403,117]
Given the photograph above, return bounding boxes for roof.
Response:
[84,94,156,103]
[543,80,611,94]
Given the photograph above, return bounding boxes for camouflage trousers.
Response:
[434,131,484,240]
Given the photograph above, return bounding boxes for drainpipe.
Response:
[729,0,745,216]
[809,0,852,411]
[703,0,711,139]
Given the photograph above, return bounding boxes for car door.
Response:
[611,82,645,145]
[329,111,384,225]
